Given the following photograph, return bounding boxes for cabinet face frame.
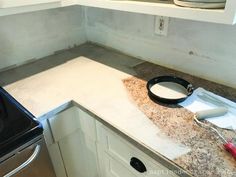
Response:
[42,106,100,177]
[0,0,235,24]
[96,122,179,177]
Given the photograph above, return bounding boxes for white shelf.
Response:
[0,0,76,16]
[0,0,235,24]
[77,0,236,24]
[0,0,61,8]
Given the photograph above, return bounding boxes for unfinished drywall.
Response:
[0,6,86,70]
[85,7,236,88]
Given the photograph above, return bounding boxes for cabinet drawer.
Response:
[96,122,178,177]
[48,107,80,142]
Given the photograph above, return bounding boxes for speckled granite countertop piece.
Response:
[123,62,236,177]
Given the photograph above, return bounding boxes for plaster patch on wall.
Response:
[85,7,236,88]
[188,51,216,61]
[0,6,86,70]
[170,49,216,62]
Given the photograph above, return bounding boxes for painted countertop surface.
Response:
[4,48,236,176]
[4,56,191,162]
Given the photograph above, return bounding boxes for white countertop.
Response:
[4,56,190,160]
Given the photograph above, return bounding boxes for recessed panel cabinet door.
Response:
[46,107,100,177]
[98,149,138,177]
[42,119,68,177]
[59,130,100,177]
[0,0,61,8]
[96,122,179,177]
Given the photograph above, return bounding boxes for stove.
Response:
[0,87,43,159]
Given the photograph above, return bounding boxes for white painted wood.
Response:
[49,107,80,142]
[48,143,68,177]
[0,2,61,16]
[76,108,97,141]
[61,0,77,6]
[47,106,100,177]
[59,130,99,177]
[97,146,137,177]
[6,56,189,159]
[77,0,236,24]
[41,119,68,177]
[0,0,76,17]
[225,0,236,13]
[224,0,236,23]
[96,122,179,177]
[41,119,54,146]
[0,0,61,8]
[0,6,86,71]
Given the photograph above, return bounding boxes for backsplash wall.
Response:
[0,6,235,88]
[85,7,236,88]
[0,6,86,71]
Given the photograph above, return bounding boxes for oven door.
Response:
[0,136,56,177]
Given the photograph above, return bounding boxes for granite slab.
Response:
[123,62,236,177]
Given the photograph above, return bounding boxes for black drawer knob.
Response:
[130,157,147,173]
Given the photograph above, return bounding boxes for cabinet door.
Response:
[96,122,179,177]
[41,119,67,177]
[0,0,61,8]
[97,145,138,177]
[59,130,99,177]
[47,106,100,177]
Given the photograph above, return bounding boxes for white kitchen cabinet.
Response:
[97,146,137,177]
[96,121,179,177]
[41,119,68,177]
[0,0,235,24]
[0,0,75,17]
[0,0,61,8]
[42,105,181,177]
[42,106,100,177]
[58,130,99,177]
[78,0,236,25]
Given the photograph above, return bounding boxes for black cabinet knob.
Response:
[130,157,147,173]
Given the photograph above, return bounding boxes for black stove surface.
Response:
[0,87,43,158]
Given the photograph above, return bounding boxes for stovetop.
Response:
[0,87,43,158]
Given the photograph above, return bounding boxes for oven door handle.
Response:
[3,144,41,177]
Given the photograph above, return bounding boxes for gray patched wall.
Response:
[85,7,236,88]
[0,6,86,70]
[0,6,235,88]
